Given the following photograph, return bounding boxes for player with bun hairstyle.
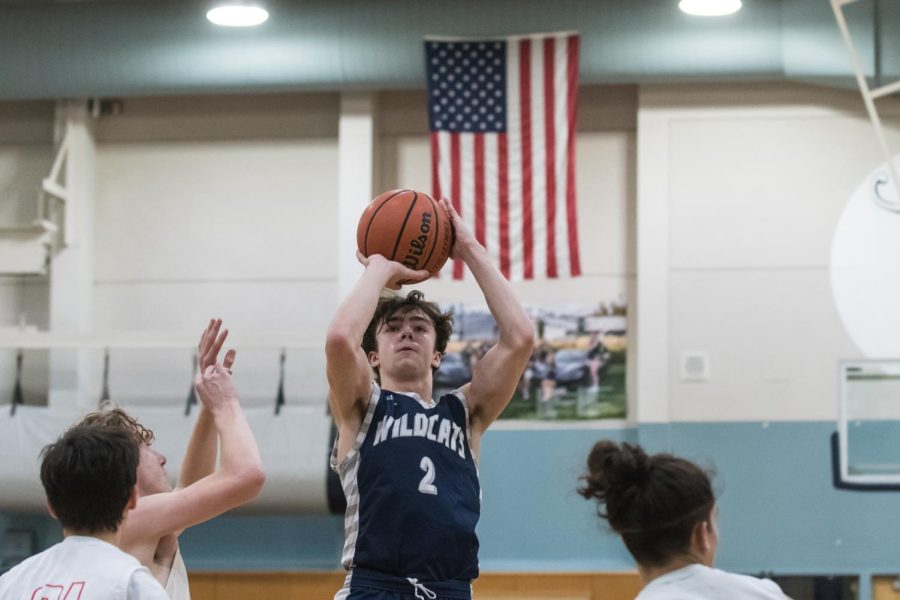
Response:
[579,441,789,599]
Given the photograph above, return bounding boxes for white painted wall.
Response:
[3,83,891,426]
[638,83,900,423]
[0,282,50,406]
[0,101,54,406]
[0,87,637,413]
[90,93,340,407]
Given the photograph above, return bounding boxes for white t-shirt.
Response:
[636,564,786,600]
[0,536,168,600]
[163,546,191,600]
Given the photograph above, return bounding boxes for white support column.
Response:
[336,92,376,301]
[634,88,671,425]
[47,101,96,410]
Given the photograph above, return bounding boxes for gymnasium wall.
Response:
[0,101,53,405]
[0,86,637,407]
[638,83,900,424]
[3,82,900,587]
[91,93,341,407]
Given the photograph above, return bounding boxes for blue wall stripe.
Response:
[3,421,897,578]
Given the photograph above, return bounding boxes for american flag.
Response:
[426,32,581,280]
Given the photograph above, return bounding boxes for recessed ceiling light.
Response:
[206,4,269,27]
[678,0,742,16]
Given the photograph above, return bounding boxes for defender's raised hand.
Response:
[194,363,239,411]
[199,318,236,373]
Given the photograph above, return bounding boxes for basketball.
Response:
[356,189,454,276]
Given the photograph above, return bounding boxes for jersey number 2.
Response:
[418,456,438,495]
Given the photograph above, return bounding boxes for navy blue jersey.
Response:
[332,384,481,584]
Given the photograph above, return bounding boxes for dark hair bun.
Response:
[579,441,651,502]
[579,440,716,566]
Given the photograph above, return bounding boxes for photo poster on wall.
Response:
[436,299,627,421]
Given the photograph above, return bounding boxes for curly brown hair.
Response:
[78,406,155,446]
[361,290,453,383]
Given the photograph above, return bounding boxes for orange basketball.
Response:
[357,189,454,276]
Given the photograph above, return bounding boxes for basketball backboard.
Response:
[834,360,900,490]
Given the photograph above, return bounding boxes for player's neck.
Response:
[638,556,704,585]
[63,527,120,546]
[381,374,433,402]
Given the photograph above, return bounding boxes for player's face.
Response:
[136,443,172,496]
[371,309,441,380]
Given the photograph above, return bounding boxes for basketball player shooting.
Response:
[326,197,534,600]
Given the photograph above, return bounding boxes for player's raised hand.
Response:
[195,363,238,411]
[440,197,477,260]
[356,251,429,290]
[199,318,237,373]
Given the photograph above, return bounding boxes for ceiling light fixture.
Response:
[206,4,269,27]
[678,0,742,17]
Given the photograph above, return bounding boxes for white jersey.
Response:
[0,536,168,600]
[163,547,191,600]
[637,564,786,600]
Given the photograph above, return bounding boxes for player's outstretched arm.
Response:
[441,198,534,435]
[178,319,236,489]
[122,364,265,542]
[325,253,428,427]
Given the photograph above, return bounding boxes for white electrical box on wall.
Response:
[680,351,710,382]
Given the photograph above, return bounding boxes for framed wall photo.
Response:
[437,301,627,422]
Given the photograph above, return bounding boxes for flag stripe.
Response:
[451,133,464,279]
[543,37,558,278]
[460,134,475,278]
[430,132,442,204]
[506,41,524,281]
[474,134,486,247]
[529,39,547,279]
[519,38,534,280]
[438,130,454,278]
[429,132,443,278]
[484,133,500,273]
[498,133,510,278]
[553,35,571,278]
[566,35,581,276]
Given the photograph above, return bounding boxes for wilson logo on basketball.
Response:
[401,212,432,269]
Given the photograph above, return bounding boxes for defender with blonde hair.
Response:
[79,319,265,600]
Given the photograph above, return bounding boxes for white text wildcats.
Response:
[372,412,467,459]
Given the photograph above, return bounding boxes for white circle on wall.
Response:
[832,159,900,357]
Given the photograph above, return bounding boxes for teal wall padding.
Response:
[4,421,898,578]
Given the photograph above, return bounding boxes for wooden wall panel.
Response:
[589,573,643,599]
